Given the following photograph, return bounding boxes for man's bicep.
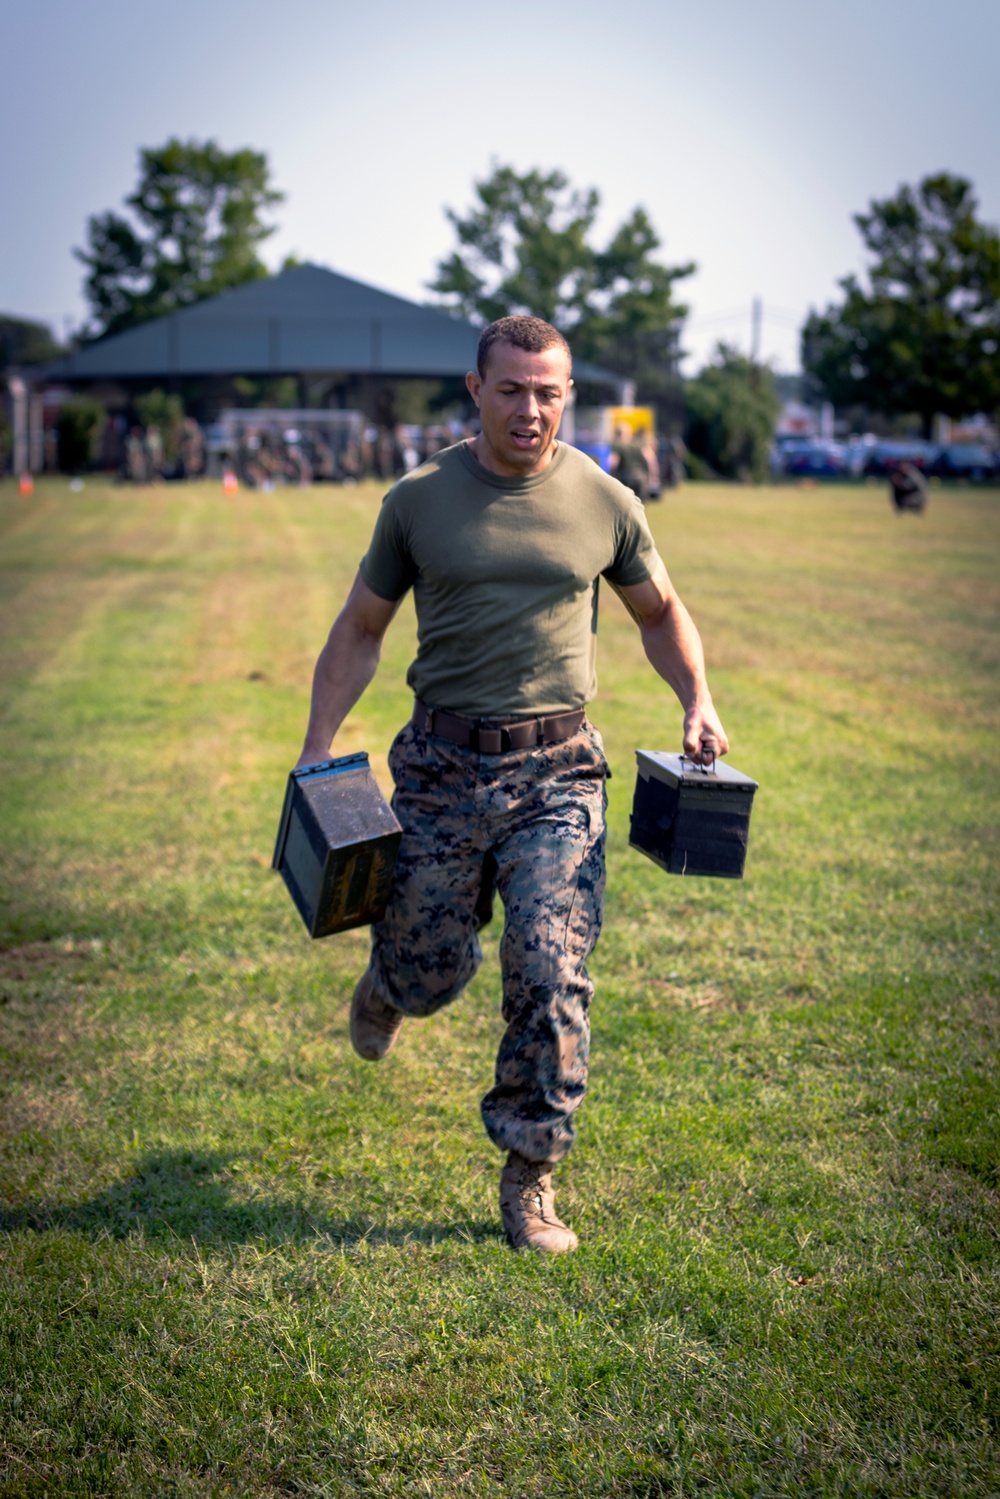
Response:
[614,558,675,628]
[340,571,401,641]
[361,491,418,602]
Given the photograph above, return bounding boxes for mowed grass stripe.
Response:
[0,476,997,1498]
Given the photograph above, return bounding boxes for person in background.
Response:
[888,460,928,513]
[359,428,376,479]
[237,429,266,489]
[659,436,687,491]
[398,425,421,473]
[144,424,163,482]
[124,427,148,484]
[311,433,336,482]
[180,417,205,480]
[636,426,661,501]
[340,437,363,484]
[611,422,650,501]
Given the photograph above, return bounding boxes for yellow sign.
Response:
[609,406,656,442]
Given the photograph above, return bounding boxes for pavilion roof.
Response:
[43,263,618,387]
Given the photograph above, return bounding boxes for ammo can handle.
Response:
[681,745,716,773]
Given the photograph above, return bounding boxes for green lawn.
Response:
[1,475,997,1498]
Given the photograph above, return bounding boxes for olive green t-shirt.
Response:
[359,439,661,717]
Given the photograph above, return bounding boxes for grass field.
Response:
[1,474,997,1498]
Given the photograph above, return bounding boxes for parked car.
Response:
[862,440,933,477]
[782,440,848,478]
[925,443,998,481]
[770,435,813,478]
[771,436,822,475]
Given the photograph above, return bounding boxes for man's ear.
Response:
[465,370,482,405]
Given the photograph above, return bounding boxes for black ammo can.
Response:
[629,750,759,879]
[272,752,402,937]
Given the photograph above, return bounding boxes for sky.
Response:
[1,0,998,373]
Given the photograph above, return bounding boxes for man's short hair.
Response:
[476,316,572,378]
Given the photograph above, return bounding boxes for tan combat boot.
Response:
[499,1151,578,1254]
[349,970,404,1061]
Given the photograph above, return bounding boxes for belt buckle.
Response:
[475,725,504,755]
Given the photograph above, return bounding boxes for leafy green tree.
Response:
[801,174,1000,437]
[377,379,444,426]
[430,164,693,411]
[0,315,64,367]
[684,344,779,482]
[77,139,283,340]
[232,376,299,409]
[431,166,601,328]
[56,397,106,473]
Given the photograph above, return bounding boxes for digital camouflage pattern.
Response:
[369,718,608,1164]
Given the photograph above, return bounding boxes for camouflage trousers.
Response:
[369,716,608,1164]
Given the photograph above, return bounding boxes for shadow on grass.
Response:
[0,1148,498,1250]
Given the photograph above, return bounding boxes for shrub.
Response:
[684,344,779,482]
[56,397,106,473]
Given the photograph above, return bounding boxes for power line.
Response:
[686,307,754,329]
[686,301,805,332]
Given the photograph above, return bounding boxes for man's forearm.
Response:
[640,594,710,711]
[640,598,728,758]
[613,567,728,759]
[298,614,383,763]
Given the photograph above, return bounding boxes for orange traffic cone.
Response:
[222,470,239,495]
[19,473,34,496]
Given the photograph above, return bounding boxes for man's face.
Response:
[466,342,573,477]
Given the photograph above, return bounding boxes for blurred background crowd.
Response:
[95,409,484,490]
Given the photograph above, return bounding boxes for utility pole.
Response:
[750,297,762,391]
[8,376,28,476]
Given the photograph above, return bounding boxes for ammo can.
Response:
[272,752,402,938]
[629,750,759,879]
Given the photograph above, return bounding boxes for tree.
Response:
[684,344,779,482]
[0,315,64,368]
[77,139,282,340]
[801,174,1000,437]
[232,376,299,410]
[430,164,693,414]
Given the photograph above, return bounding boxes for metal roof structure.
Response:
[43,262,619,388]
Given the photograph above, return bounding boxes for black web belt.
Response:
[412,699,585,754]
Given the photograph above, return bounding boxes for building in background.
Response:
[3,263,618,476]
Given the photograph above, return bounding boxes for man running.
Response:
[297,315,728,1253]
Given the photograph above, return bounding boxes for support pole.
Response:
[750,298,762,391]
[8,376,28,475]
